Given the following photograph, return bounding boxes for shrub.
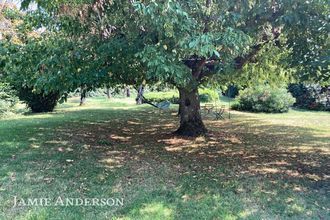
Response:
[288,84,330,111]
[144,88,219,104]
[232,85,295,113]
[0,82,18,114]
[144,91,180,104]
[199,88,219,102]
[17,87,60,113]
[0,100,12,114]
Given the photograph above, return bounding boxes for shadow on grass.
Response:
[0,106,329,219]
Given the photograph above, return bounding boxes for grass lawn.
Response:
[0,97,329,219]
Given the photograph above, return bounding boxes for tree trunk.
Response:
[80,87,87,106]
[177,103,181,116]
[136,85,144,105]
[106,87,111,99]
[175,87,207,136]
[126,87,130,97]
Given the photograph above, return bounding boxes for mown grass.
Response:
[0,97,329,219]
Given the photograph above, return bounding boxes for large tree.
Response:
[13,0,330,136]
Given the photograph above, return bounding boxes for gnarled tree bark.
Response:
[175,87,207,136]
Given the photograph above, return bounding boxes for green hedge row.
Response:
[144,88,219,104]
[144,91,179,104]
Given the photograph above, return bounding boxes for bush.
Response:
[0,82,18,114]
[232,85,295,113]
[288,84,330,111]
[144,88,219,104]
[17,87,60,113]
[0,100,12,114]
[144,91,180,104]
[199,88,219,102]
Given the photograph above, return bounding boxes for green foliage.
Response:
[0,7,21,43]
[199,88,219,103]
[144,91,180,104]
[232,85,295,113]
[2,33,109,105]
[0,100,11,115]
[0,82,18,114]
[288,84,330,111]
[2,8,22,20]
[17,87,60,113]
[235,41,295,87]
[282,1,330,84]
[134,0,252,87]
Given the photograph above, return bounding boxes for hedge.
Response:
[144,88,219,104]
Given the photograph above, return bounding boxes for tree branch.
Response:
[234,27,281,69]
[196,26,282,81]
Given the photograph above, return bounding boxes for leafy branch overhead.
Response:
[15,0,329,87]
